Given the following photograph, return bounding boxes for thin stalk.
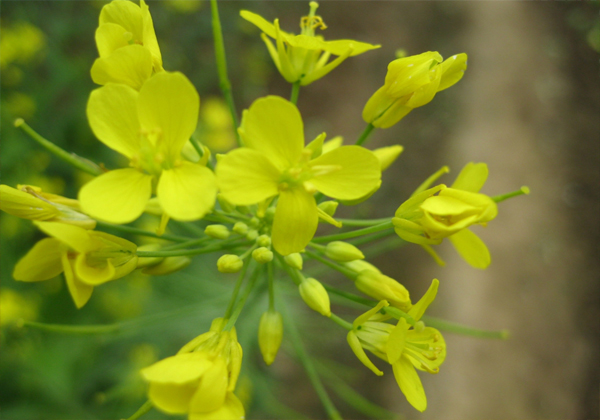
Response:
[189,136,215,171]
[350,231,402,250]
[355,123,375,146]
[492,186,530,203]
[162,236,211,251]
[223,262,250,320]
[329,313,353,331]
[323,285,374,307]
[224,264,262,330]
[19,320,120,335]
[421,315,509,339]
[125,400,153,420]
[136,239,250,258]
[312,221,393,243]
[304,250,357,280]
[96,221,192,243]
[336,217,392,227]
[210,0,242,147]
[282,303,342,420]
[14,119,102,176]
[267,261,275,310]
[290,80,301,105]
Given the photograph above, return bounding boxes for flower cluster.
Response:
[2,1,529,418]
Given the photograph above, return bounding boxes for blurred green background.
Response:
[1,1,598,419]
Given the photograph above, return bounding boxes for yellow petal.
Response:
[75,253,115,286]
[322,39,381,57]
[373,145,404,171]
[392,357,427,412]
[408,279,439,322]
[35,221,95,253]
[362,85,396,125]
[310,146,381,200]
[91,44,153,90]
[448,228,491,269]
[0,185,58,220]
[148,382,197,414]
[137,71,199,159]
[157,163,217,221]
[99,0,143,42]
[79,169,153,224]
[438,53,467,92]
[347,331,383,376]
[216,148,280,205]
[238,96,304,171]
[189,393,245,420]
[87,83,140,159]
[450,162,488,193]
[189,359,228,413]
[141,352,213,384]
[140,0,162,69]
[13,238,64,282]
[406,65,442,108]
[385,51,442,97]
[95,23,130,57]
[272,188,318,255]
[240,10,278,38]
[62,253,94,309]
[373,99,413,129]
[387,318,408,364]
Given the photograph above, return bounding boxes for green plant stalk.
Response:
[210,0,242,147]
[19,320,121,335]
[267,261,275,310]
[14,119,102,176]
[189,136,215,171]
[162,236,211,251]
[290,80,301,105]
[136,239,251,257]
[304,249,358,280]
[96,221,192,242]
[322,284,375,307]
[348,229,399,248]
[329,313,353,331]
[125,400,153,420]
[355,123,375,146]
[336,217,392,227]
[492,186,530,203]
[224,264,262,330]
[312,221,393,243]
[223,262,250,320]
[421,315,509,339]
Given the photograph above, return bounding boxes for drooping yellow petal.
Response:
[62,253,94,309]
[157,163,217,221]
[87,83,140,158]
[322,39,381,57]
[99,0,143,42]
[448,228,491,269]
[94,23,129,57]
[239,10,279,39]
[438,53,468,92]
[35,221,96,254]
[91,44,153,90]
[392,357,427,412]
[215,148,279,205]
[189,359,228,413]
[137,71,199,159]
[75,253,115,286]
[408,279,439,322]
[238,96,304,171]
[309,146,381,200]
[347,331,383,376]
[271,188,318,255]
[79,169,153,224]
[189,393,245,420]
[450,162,488,193]
[13,238,64,282]
[141,352,213,384]
[148,382,197,414]
[0,185,58,221]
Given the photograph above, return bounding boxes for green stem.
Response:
[337,217,392,227]
[162,236,211,251]
[136,239,251,257]
[323,285,374,307]
[267,261,275,310]
[213,209,251,222]
[290,81,301,105]
[19,320,120,335]
[96,221,192,243]
[14,119,102,176]
[210,0,242,147]
[492,186,530,203]
[421,315,509,339]
[223,262,250,320]
[189,136,215,171]
[224,264,261,330]
[282,304,342,420]
[312,221,393,243]
[304,250,357,280]
[329,313,353,331]
[355,123,375,146]
[349,231,402,250]
[125,400,153,420]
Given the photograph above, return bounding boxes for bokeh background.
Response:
[1,1,598,419]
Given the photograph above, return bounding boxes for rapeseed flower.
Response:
[241,2,379,85]
[91,0,163,90]
[363,52,467,128]
[80,71,217,223]
[13,221,137,308]
[216,95,381,255]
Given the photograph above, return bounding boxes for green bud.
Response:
[299,277,331,317]
[344,260,381,274]
[325,241,364,262]
[284,253,303,270]
[252,247,273,264]
[256,234,271,247]
[217,193,235,213]
[264,206,276,222]
[355,270,411,311]
[142,256,191,275]
[232,222,248,235]
[258,310,283,365]
[317,200,339,217]
[246,229,259,241]
[217,254,243,273]
[205,224,230,240]
[236,205,251,215]
[249,216,260,228]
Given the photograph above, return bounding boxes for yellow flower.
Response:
[91,0,163,90]
[13,221,137,308]
[393,162,497,268]
[216,96,381,255]
[0,184,96,229]
[79,71,217,223]
[347,279,445,412]
[141,318,244,420]
[241,2,379,85]
[363,51,467,128]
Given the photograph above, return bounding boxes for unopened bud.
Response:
[246,229,258,241]
[344,260,381,274]
[355,271,411,311]
[143,256,191,275]
[317,200,338,217]
[284,253,303,270]
[264,207,276,222]
[249,217,260,228]
[217,254,243,273]
[258,310,283,365]
[232,222,248,235]
[252,247,273,264]
[299,277,331,317]
[373,145,404,171]
[256,234,271,247]
[205,224,230,240]
[325,241,364,262]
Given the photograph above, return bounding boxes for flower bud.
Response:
[299,277,331,317]
[142,256,191,275]
[373,145,404,171]
[249,217,260,228]
[205,224,230,240]
[317,200,338,217]
[258,310,283,365]
[284,253,303,270]
[246,229,259,241]
[252,247,273,264]
[325,241,364,262]
[217,193,236,213]
[264,206,276,222]
[232,222,248,235]
[344,260,381,275]
[217,254,243,273]
[256,234,271,247]
[355,270,411,311]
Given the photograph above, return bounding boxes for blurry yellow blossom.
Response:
[164,0,203,13]
[0,289,39,326]
[0,21,46,70]
[198,97,237,153]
